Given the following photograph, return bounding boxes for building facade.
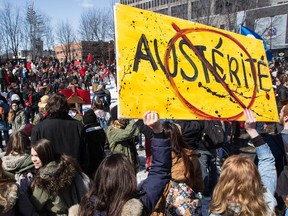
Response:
[54,41,115,63]
[120,0,288,58]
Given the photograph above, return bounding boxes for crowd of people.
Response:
[0,56,287,216]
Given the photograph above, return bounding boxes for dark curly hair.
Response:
[45,93,69,118]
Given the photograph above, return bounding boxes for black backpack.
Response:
[201,120,225,149]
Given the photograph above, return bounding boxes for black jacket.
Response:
[83,123,106,178]
[174,120,205,150]
[31,115,85,163]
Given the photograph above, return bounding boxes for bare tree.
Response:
[191,0,215,25]
[79,8,113,41]
[190,0,259,32]
[78,11,95,41]
[41,14,55,55]
[0,2,24,59]
[55,20,76,63]
[78,8,114,62]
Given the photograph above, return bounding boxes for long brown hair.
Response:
[209,155,269,216]
[79,153,137,216]
[30,139,81,191]
[5,131,31,156]
[162,121,195,181]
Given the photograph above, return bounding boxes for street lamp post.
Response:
[26,4,36,61]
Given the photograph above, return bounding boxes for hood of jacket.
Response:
[121,198,143,216]
[2,153,34,174]
[171,149,204,193]
[0,183,18,213]
[33,160,77,194]
[92,198,143,216]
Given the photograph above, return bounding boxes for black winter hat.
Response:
[11,100,20,106]
[83,109,97,125]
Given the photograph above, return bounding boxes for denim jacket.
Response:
[210,142,277,216]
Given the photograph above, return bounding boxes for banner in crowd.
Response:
[59,88,91,104]
[114,4,278,121]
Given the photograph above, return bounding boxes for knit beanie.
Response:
[83,109,97,125]
[11,100,20,106]
[11,94,20,102]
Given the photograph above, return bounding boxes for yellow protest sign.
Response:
[114,4,278,121]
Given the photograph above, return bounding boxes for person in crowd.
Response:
[82,109,106,178]
[68,104,83,122]
[23,86,40,124]
[33,95,49,125]
[2,131,34,191]
[0,65,7,92]
[31,93,85,164]
[106,117,140,169]
[91,84,111,111]
[0,98,10,150]
[0,158,38,216]
[209,109,277,216]
[8,100,27,133]
[78,111,172,216]
[276,74,288,113]
[92,96,111,130]
[174,119,216,199]
[273,104,288,215]
[30,138,90,215]
[135,119,154,171]
[6,83,18,103]
[151,121,204,215]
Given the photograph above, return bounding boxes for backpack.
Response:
[201,120,225,149]
[97,112,108,129]
[165,181,201,216]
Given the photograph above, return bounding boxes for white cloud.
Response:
[76,0,94,8]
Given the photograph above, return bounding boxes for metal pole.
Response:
[270,16,272,50]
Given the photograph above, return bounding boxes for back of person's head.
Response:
[83,109,97,125]
[93,97,105,110]
[5,131,31,156]
[278,74,287,85]
[162,121,195,180]
[210,155,268,215]
[112,119,129,129]
[31,139,56,167]
[79,153,137,216]
[46,93,69,118]
[162,121,187,150]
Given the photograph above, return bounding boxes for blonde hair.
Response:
[209,155,269,216]
[112,119,128,129]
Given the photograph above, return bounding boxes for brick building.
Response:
[54,40,115,63]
